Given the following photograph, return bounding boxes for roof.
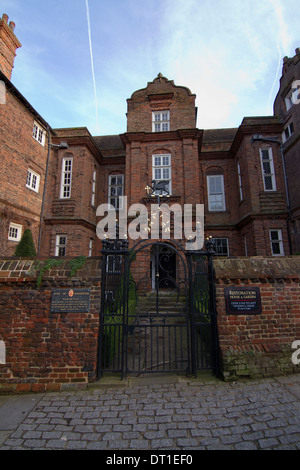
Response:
[0,69,55,134]
[202,128,238,143]
[202,127,238,153]
[93,135,125,158]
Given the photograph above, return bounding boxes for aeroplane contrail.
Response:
[85,0,99,133]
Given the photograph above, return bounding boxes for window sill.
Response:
[26,185,39,193]
[207,209,227,213]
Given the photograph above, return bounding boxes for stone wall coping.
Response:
[0,257,102,282]
[214,256,300,280]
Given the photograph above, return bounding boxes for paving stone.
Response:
[150,438,173,448]
[45,439,66,449]
[258,437,280,449]
[68,440,88,449]
[130,439,149,449]
[1,375,300,450]
[168,429,188,438]
[234,441,258,450]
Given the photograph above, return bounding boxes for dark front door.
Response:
[151,244,177,290]
[158,246,176,288]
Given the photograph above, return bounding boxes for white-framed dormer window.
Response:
[8,223,22,242]
[152,110,170,132]
[260,147,276,191]
[270,229,284,256]
[32,121,46,146]
[26,169,40,193]
[108,175,124,209]
[152,154,172,195]
[55,234,67,256]
[282,121,294,143]
[60,157,73,199]
[207,175,226,211]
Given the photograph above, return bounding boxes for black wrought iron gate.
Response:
[97,239,219,379]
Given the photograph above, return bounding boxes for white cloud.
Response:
[155,0,299,127]
[7,0,299,134]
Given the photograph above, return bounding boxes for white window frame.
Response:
[244,235,248,256]
[259,147,276,191]
[88,238,93,257]
[32,121,46,146]
[26,169,40,193]
[212,238,229,256]
[282,121,294,143]
[91,167,96,206]
[285,91,293,112]
[270,229,284,256]
[152,154,172,195]
[55,234,67,256]
[60,157,73,199]
[8,223,22,242]
[108,174,124,209]
[207,175,226,211]
[152,110,170,132]
[237,163,243,201]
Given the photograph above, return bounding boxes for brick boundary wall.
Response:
[0,257,102,393]
[214,257,300,381]
[0,256,300,392]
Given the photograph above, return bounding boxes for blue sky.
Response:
[2,0,299,135]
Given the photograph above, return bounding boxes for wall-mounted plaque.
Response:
[50,288,90,313]
[225,287,262,315]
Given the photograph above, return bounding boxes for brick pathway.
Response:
[1,374,300,450]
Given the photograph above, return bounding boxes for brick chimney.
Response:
[0,13,22,80]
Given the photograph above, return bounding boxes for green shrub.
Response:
[14,229,37,257]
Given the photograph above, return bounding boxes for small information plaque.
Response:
[225,287,262,315]
[50,288,90,313]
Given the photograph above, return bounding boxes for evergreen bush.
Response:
[14,229,37,257]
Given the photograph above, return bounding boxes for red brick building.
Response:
[0,12,298,262]
[274,48,300,254]
[0,13,55,256]
[40,75,290,260]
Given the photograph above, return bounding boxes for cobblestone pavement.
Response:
[1,373,300,451]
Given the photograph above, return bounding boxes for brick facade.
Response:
[214,257,300,380]
[274,48,300,253]
[0,258,101,392]
[40,128,104,258]
[0,256,299,390]
[0,71,54,257]
[40,76,291,260]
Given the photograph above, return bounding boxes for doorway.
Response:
[150,243,177,289]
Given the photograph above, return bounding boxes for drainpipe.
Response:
[37,126,51,256]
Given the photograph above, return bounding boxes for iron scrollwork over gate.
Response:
[97,239,219,379]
